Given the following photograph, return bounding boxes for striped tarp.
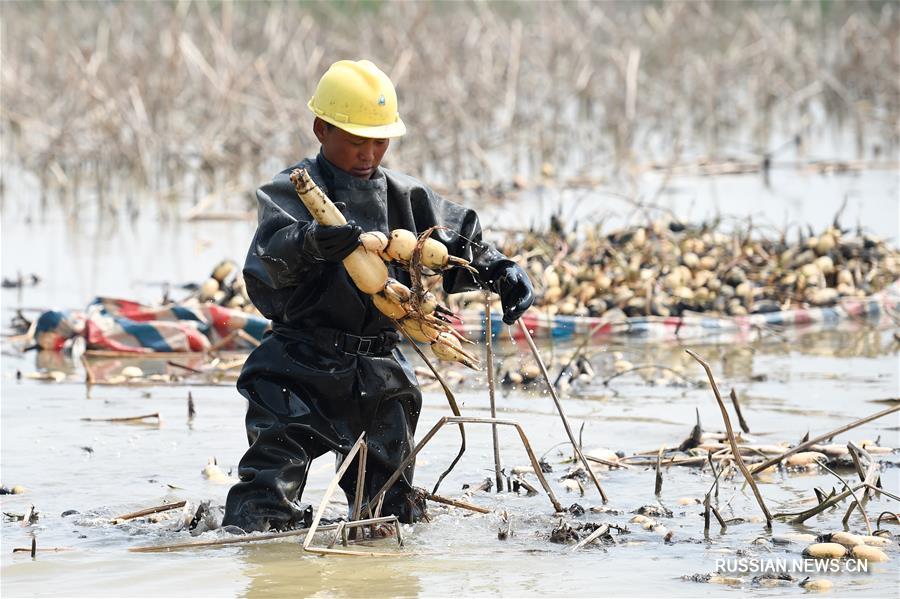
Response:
[33,283,898,352]
[34,297,269,353]
[451,281,900,343]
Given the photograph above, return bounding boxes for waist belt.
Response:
[272,325,399,357]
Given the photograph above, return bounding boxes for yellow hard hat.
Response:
[307,60,406,139]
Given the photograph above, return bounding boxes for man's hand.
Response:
[303,221,362,262]
[493,263,534,325]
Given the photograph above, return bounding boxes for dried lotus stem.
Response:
[518,319,608,503]
[687,349,772,527]
[749,404,900,475]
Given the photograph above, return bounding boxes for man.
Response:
[222,59,534,532]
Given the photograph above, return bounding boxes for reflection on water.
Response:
[238,544,421,599]
[605,325,900,383]
[34,350,78,375]
[15,321,897,392]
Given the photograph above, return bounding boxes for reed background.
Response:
[1,0,898,215]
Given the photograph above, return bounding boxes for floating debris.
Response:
[21,505,38,526]
[572,523,614,550]
[771,533,817,545]
[548,519,579,544]
[851,545,890,563]
[22,371,67,383]
[859,535,892,547]
[81,413,160,425]
[826,531,864,547]
[11,542,73,556]
[461,478,492,495]
[201,458,235,484]
[111,500,187,524]
[1,273,41,289]
[629,514,670,537]
[187,501,222,536]
[785,452,827,468]
[510,476,539,497]
[121,366,144,379]
[803,543,847,559]
[633,505,673,518]
[752,573,794,588]
[799,578,834,591]
[497,510,512,541]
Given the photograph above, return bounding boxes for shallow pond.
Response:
[2,325,898,597]
[1,166,899,597]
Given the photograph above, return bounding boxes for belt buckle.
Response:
[357,337,374,356]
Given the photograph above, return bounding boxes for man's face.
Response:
[313,118,390,179]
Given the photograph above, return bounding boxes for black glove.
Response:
[491,262,534,325]
[302,220,362,262]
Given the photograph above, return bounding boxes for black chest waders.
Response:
[222,153,513,532]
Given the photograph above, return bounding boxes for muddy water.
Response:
[1,330,898,597]
[2,168,899,597]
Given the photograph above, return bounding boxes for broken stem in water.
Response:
[552,314,617,388]
[774,484,863,523]
[392,318,466,496]
[572,523,610,551]
[425,492,491,514]
[602,364,694,387]
[749,404,900,475]
[112,500,186,523]
[518,318,608,503]
[817,459,873,536]
[816,461,872,536]
[303,434,406,557]
[843,443,881,526]
[686,349,772,527]
[80,354,96,385]
[654,446,664,497]
[372,416,564,514]
[82,413,160,423]
[868,487,900,502]
[710,504,728,530]
[846,442,869,498]
[13,544,72,554]
[131,526,348,552]
[485,296,503,492]
[703,454,727,536]
[729,388,750,433]
[167,360,202,374]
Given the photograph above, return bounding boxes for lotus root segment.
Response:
[384,227,477,274]
[290,168,480,369]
